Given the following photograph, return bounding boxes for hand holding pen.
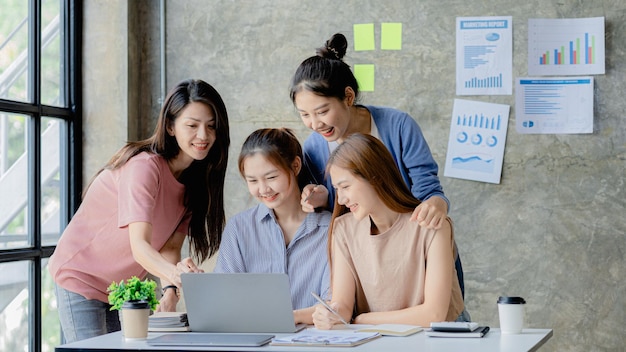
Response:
[301,162,329,212]
[301,184,329,212]
[311,292,350,329]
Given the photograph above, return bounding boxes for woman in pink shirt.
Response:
[48,79,230,342]
[312,133,468,329]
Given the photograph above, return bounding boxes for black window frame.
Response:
[0,1,81,351]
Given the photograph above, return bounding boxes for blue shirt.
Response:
[214,203,331,309]
[303,105,448,210]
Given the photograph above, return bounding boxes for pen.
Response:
[302,162,319,203]
[303,185,317,202]
[311,292,350,326]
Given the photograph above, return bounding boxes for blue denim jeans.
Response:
[55,284,120,343]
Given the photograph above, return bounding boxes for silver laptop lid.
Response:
[181,273,305,333]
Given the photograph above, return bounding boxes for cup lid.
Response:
[497,296,526,304]
[122,299,150,309]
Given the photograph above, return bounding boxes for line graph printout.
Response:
[528,17,605,76]
[456,16,512,96]
[444,99,510,184]
[516,77,593,134]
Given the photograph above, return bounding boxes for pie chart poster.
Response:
[444,99,510,184]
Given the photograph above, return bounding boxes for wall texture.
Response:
[83,1,626,350]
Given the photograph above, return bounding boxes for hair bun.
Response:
[316,33,348,60]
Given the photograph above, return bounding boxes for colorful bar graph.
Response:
[539,33,595,65]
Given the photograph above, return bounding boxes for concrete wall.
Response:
[82,0,129,181]
[83,1,626,350]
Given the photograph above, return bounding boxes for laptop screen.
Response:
[181,273,306,333]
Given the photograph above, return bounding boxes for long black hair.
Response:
[86,79,230,262]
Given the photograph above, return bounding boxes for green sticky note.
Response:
[353,23,375,51]
[381,23,402,50]
[353,64,375,92]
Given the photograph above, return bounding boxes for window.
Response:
[0,1,80,351]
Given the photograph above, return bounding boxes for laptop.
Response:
[147,332,274,347]
[181,272,308,333]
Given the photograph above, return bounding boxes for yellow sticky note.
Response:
[353,23,375,51]
[353,64,375,92]
[381,23,402,50]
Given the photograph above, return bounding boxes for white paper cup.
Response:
[497,296,526,334]
[120,300,150,340]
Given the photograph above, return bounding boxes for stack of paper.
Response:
[148,311,189,332]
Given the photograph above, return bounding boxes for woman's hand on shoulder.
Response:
[301,184,329,212]
[410,196,448,229]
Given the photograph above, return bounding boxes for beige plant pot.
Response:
[120,300,150,340]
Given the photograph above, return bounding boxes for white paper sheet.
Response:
[515,77,593,134]
[528,17,605,76]
[456,16,512,95]
[444,99,510,184]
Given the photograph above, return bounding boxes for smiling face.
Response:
[167,101,216,168]
[294,90,353,143]
[242,153,299,210]
[329,164,380,221]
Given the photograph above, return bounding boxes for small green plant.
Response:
[107,276,159,311]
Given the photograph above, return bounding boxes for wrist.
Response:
[162,285,179,298]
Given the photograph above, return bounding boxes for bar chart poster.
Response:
[528,17,605,76]
[516,77,593,134]
[456,16,512,96]
[444,99,510,184]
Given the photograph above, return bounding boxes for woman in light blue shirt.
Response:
[214,128,331,324]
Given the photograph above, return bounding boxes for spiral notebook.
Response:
[425,326,490,338]
[270,329,381,347]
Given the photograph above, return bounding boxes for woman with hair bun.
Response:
[289,33,465,297]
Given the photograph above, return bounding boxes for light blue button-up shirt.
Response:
[214,203,331,309]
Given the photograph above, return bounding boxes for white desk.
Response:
[55,328,553,352]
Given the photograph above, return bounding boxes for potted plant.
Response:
[107,276,159,340]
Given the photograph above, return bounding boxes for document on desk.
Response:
[270,329,381,347]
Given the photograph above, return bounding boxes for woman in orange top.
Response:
[312,133,468,329]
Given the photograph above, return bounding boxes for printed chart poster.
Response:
[444,99,510,184]
[456,16,512,96]
[528,17,605,76]
[516,77,594,134]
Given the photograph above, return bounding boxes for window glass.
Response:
[42,258,61,350]
[0,260,30,351]
[0,0,29,102]
[41,0,64,107]
[41,117,65,246]
[0,112,29,249]
[1,1,75,351]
